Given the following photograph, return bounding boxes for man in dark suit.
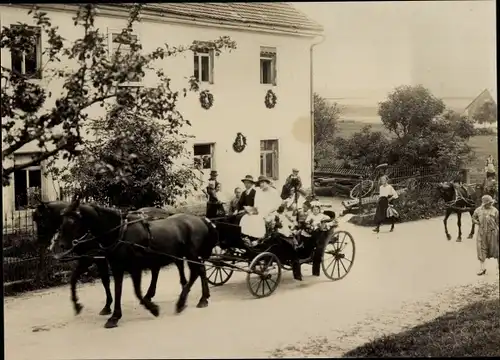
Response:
[238,175,256,211]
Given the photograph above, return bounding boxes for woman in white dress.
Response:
[240,175,282,239]
[472,195,499,276]
[373,175,399,233]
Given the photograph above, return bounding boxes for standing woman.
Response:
[373,175,399,233]
[472,195,499,276]
[485,155,496,180]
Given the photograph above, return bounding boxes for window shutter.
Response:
[273,141,279,180]
[209,50,215,84]
[272,52,277,86]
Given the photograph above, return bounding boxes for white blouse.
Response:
[284,194,306,211]
[379,184,398,199]
[305,212,331,228]
[253,188,282,217]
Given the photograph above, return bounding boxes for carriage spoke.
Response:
[260,280,266,296]
[207,266,217,279]
[253,280,263,295]
[221,267,230,278]
[324,256,335,273]
[329,259,338,279]
[264,279,273,294]
[340,259,348,274]
[337,260,341,278]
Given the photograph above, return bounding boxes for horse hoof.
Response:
[196,299,209,309]
[456,238,462,243]
[74,303,83,315]
[99,307,112,316]
[446,235,452,241]
[104,318,119,329]
[467,234,473,239]
[149,303,160,317]
[175,303,187,314]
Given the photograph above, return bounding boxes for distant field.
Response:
[468,134,498,182]
[336,119,387,138]
[335,120,498,182]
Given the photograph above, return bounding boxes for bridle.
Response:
[55,209,147,258]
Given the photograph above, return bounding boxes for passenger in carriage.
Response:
[228,187,242,215]
[240,175,281,241]
[302,200,333,277]
[283,186,306,215]
[304,201,331,233]
[237,175,257,211]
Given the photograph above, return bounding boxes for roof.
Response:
[109,3,324,34]
[465,89,495,111]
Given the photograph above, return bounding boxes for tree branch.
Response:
[2,139,70,180]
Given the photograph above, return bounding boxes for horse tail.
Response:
[200,217,219,259]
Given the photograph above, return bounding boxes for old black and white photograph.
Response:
[1,1,498,359]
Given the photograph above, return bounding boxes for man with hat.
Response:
[281,168,305,200]
[237,175,257,212]
[205,170,222,218]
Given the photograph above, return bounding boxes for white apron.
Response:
[240,188,281,239]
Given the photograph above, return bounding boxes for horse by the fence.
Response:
[436,182,482,241]
[33,201,177,316]
[55,199,218,329]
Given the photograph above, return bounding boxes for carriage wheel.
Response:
[350,180,374,200]
[321,230,356,281]
[206,245,234,287]
[246,252,282,298]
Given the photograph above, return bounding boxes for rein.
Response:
[58,217,147,258]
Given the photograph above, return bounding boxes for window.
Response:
[193,41,214,84]
[13,154,43,210]
[193,143,215,170]
[260,46,277,85]
[109,30,141,84]
[260,140,279,180]
[10,25,42,79]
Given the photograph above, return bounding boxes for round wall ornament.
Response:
[232,132,247,153]
[264,89,277,109]
[199,90,214,110]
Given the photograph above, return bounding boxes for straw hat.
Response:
[241,175,255,184]
[481,195,495,205]
[310,200,321,209]
[256,175,272,184]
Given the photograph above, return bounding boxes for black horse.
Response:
[55,199,218,328]
[436,182,481,241]
[33,201,181,316]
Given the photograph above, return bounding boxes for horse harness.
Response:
[446,184,476,211]
[62,211,214,268]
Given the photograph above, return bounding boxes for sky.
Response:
[294,1,497,105]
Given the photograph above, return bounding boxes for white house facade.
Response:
[1,3,323,216]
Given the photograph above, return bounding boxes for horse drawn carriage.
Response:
[204,208,356,298]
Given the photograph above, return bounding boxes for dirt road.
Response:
[4,208,499,359]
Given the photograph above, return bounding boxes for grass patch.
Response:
[468,134,498,182]
[336,119,388,139]
[343,297,500,358]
